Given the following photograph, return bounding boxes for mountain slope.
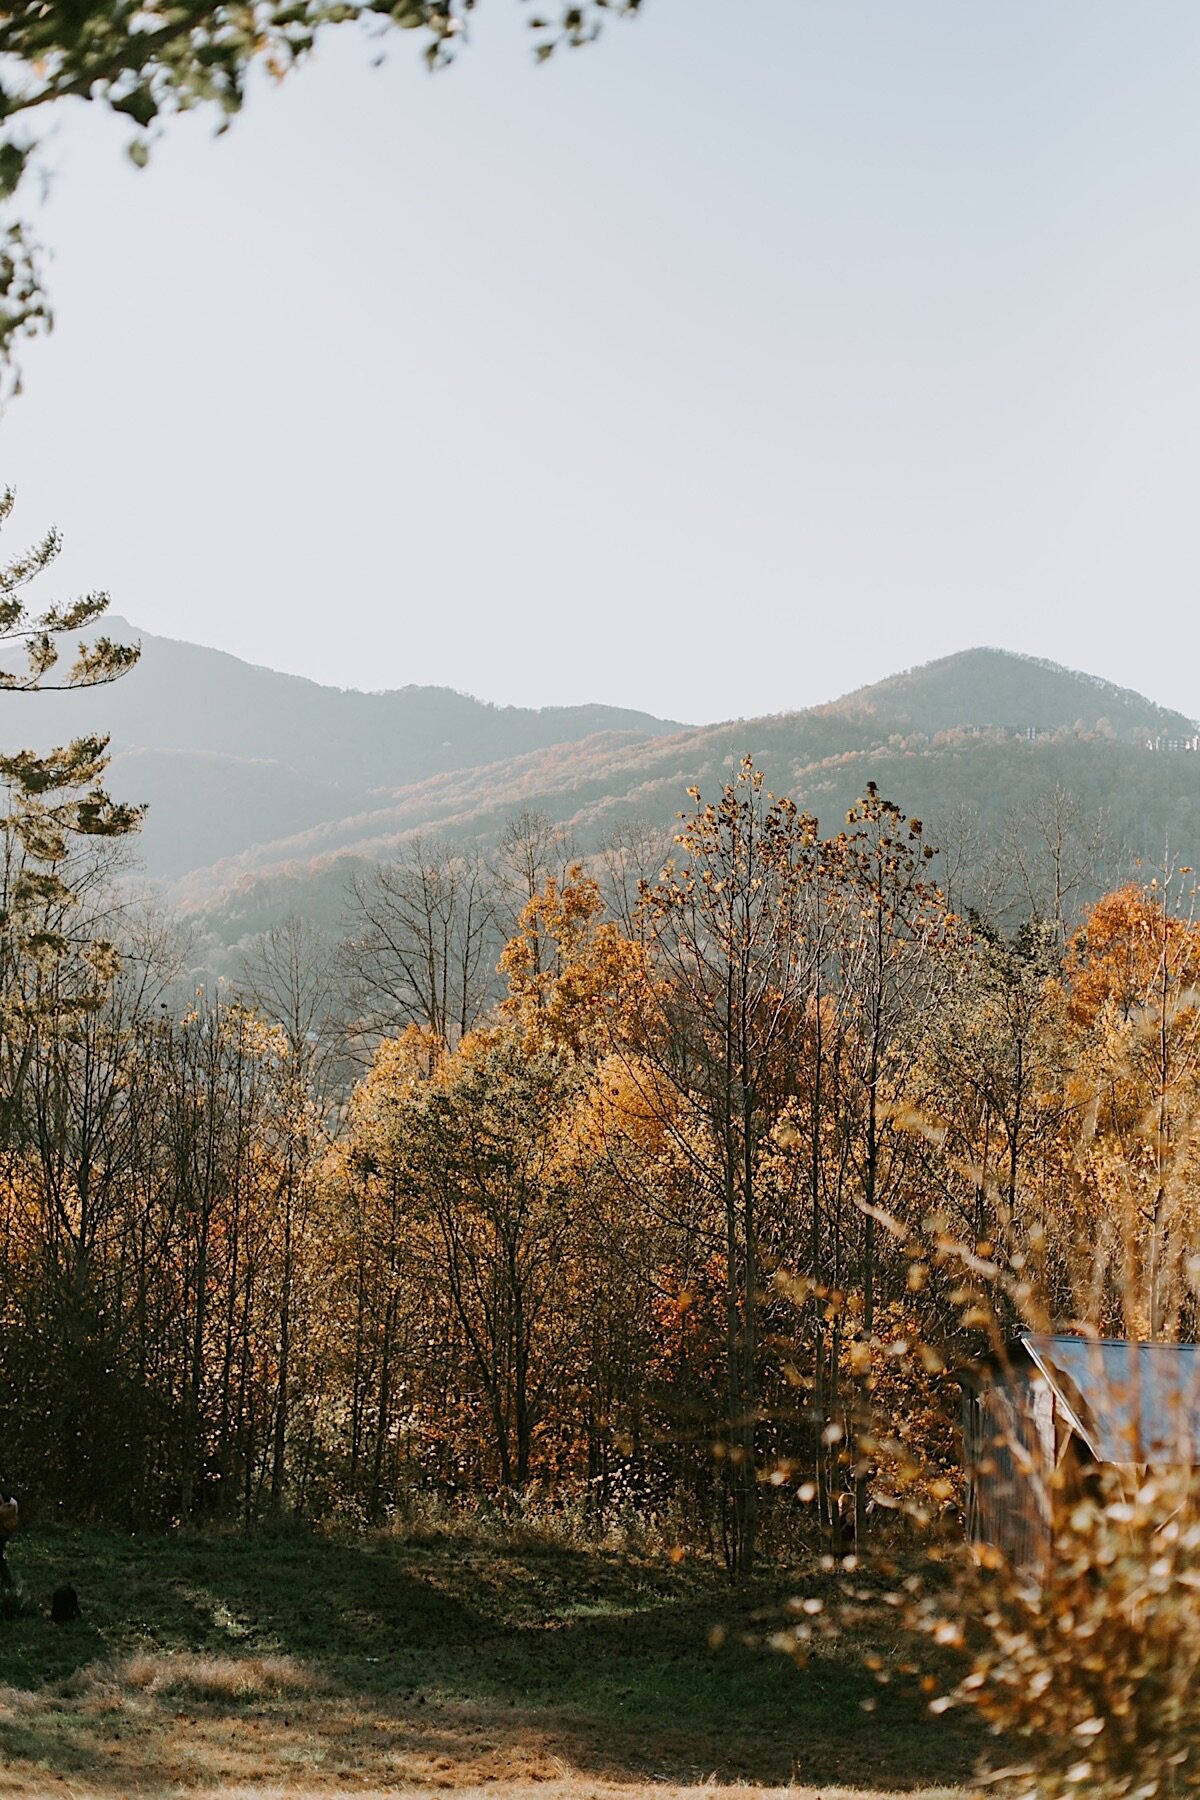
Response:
[168,647,1199,929]
[6,626,1194,909]
[5,616,685,777]
[0,618,684,878]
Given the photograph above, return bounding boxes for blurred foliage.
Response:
[952,1467,1200,1799]
[789,1461,1200,1799]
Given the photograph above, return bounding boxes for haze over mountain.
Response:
[1,617,684,879]
[5,624,1197,948]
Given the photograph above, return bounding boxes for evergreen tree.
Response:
[0,488,141,1143]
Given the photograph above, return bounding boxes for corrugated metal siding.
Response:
[964,1369,1055,1572]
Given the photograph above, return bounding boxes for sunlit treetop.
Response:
[0,0,642,392]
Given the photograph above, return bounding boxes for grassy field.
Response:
[0,1523,979,1799]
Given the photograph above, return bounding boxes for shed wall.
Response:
[963,1372,1055,1572]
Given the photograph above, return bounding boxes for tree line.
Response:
[4,659,1199,1574]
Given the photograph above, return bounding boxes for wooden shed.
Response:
[960,1333,1200,1570]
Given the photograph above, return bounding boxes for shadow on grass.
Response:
[0,1526,980,1792]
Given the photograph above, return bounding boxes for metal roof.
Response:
[1022,1334,1200,1465]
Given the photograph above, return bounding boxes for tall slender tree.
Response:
[826,784,950,1544]
[634,758,820,1576]
[0,488,141,1143]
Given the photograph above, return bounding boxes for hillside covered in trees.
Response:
[8,575,1200,1800]
[6,734,1200,1564]
[4,616,683,878]
[9,628,1195,908]
[147,643,1200,965]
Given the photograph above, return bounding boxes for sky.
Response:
[1,0,1198,723]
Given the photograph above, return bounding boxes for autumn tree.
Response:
[342,838,498,1050]
[632,757,821,1576]
[913,915,1061,1246]
[499,862,648,1061]
[824,783,951,1543]
[1056,881,1200,1338]
[498,865,683,1518]
[318,1027,443,1519]
[380,1028,586,1493]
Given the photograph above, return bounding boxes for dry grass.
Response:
[0,1775,973,1800]
[100,1650,329,1700]
[0,1786,974,1800]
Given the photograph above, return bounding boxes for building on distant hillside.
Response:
[1148,735,1200,753]
[960,1334,1200,1571]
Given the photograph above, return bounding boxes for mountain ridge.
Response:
[163,644,1196,913]
[4,628,1194,905]
[823,645,1197,736]
[0,616,687,878]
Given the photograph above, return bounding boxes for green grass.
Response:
[0,1524,980,1795]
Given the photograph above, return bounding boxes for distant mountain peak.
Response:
[826,646,1195,737]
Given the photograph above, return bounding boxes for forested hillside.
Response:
[161,645,1200,961]
[7,752,1200,1578]
[7,630,1194,902]
[0,617,683,878]
[9,568,1200,1800]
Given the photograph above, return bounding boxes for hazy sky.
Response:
[2,1,1198,722]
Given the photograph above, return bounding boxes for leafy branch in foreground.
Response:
[0,0,642,390]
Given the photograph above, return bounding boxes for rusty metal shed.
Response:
[961,1333,1200,1569]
